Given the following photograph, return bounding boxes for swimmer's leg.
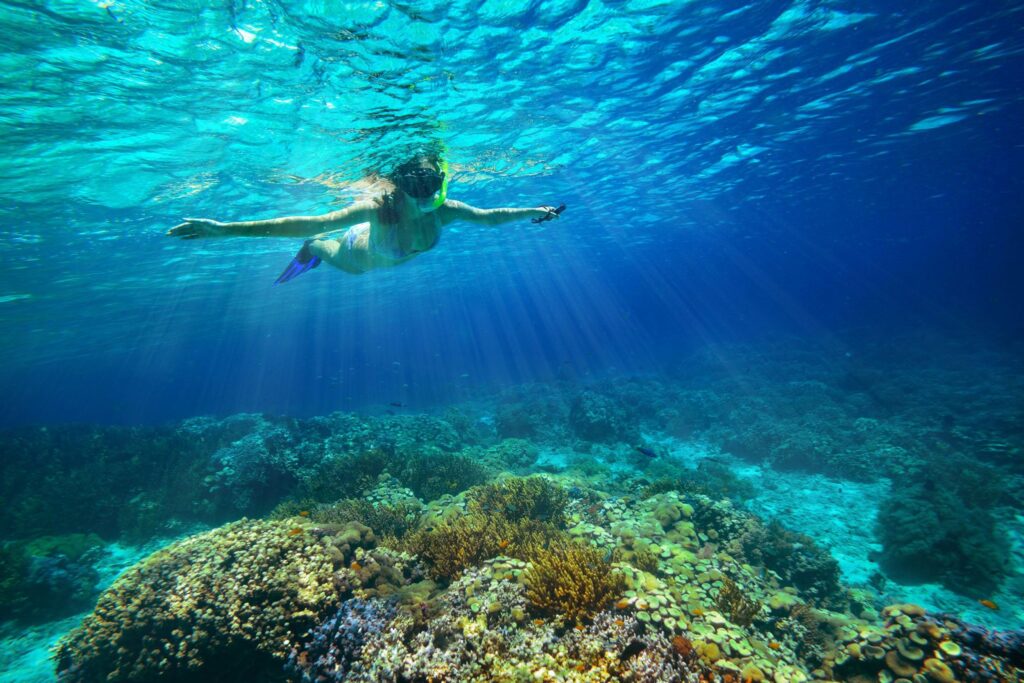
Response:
[310,235,372,274]
[308,238,342,261]
[273,240,321,285]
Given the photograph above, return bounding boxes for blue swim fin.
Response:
[274,240,321,285]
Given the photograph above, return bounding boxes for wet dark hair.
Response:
[376,154,442,225]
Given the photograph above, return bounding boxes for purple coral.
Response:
[938,613,1024,677]
[286,598,397,682]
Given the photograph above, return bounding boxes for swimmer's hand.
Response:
[167,217,230,239]
[532,204,566,224]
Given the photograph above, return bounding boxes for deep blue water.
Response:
[1,0,1023,425]
[4,4,1024,679]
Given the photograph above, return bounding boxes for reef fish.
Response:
[979,599,999,610]
[634,445,657,458]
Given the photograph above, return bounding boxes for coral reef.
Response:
[714,577,762,628]
[495,384,571,442]
[3,335,1024,681]
[0,534,103,623]
[205,421,301,512]
[468,475,569,527]
[486,437,539,469]
[827,603,1024,682]
[876,474,1009,596]
[399,512,557,581]
[523,538,625,624]
[569,390,635,443]
[733,519,843,607]
[0,424,213,541]
[54,520,344,682]
[284,598,398,682]
[47,462,1024,683]
[312,498,422,539]
[400,452,491,501]
[289,559,712,682]
[296,449,389,502]
[641,459,756,505]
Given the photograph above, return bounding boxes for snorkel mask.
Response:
[395,159,449,212]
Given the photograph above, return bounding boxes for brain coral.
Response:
[55,520,342,683]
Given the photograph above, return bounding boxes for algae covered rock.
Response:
[55,519,343,682]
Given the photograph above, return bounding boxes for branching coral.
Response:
[627,545,661,574]
[298,448,395,502]
[312,499,423,539]
[399,514,558,581]
[523,538,625,624]
[468,476,569,527]
[399,452,490,501]
[714,577,762,627]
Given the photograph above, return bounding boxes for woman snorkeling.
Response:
[167,154,565,284]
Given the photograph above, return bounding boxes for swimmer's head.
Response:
[391,155,448,212]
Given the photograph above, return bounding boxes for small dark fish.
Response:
[388,401,406,408]
[634,446,657,458]
[619,639,647,661]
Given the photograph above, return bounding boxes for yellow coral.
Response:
[401,513,558,580]
[523,538,625,624]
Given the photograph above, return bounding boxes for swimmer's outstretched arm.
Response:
[167,201,377,239]
[443,200,560,227]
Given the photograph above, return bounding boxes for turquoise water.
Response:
[2,1,1023,681]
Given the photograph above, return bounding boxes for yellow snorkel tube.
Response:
[432,158,450,210]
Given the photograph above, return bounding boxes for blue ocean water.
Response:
[1,0,1020,424]
[2,1,1024,681]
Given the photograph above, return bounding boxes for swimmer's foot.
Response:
[274,240,321,285]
